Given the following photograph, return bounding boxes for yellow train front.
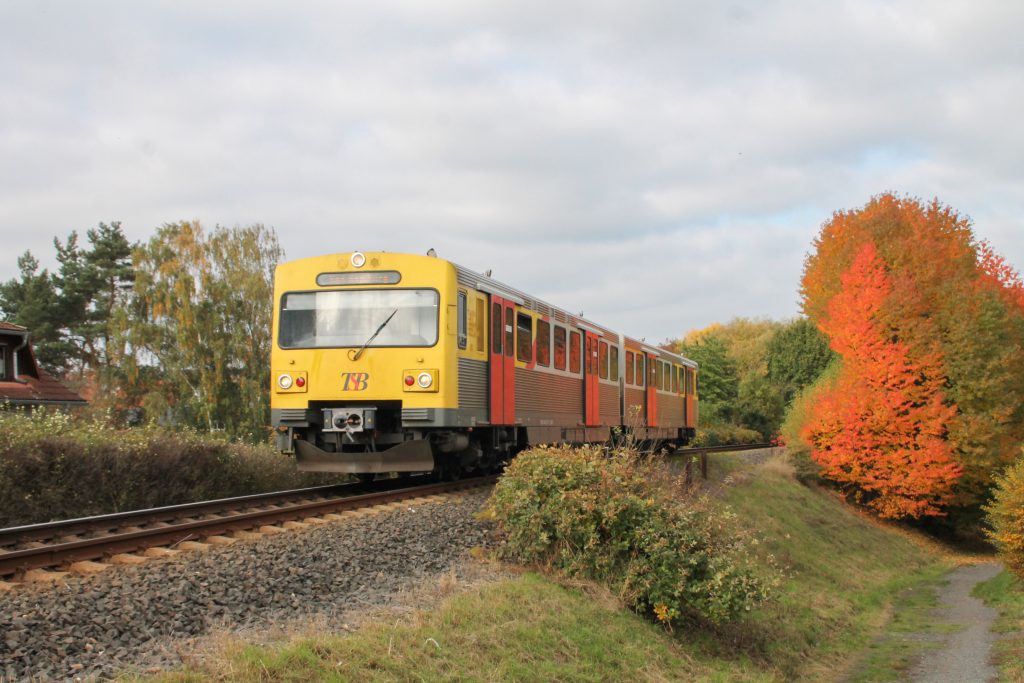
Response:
[271,251,698,477]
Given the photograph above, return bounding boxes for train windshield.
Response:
[278,289,440,348]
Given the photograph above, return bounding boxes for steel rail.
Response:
[0,482,361,549]
[0,476,496,578]
[680,443,774,455]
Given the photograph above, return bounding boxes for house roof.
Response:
[0,367,86,405]
[0,324,87,405]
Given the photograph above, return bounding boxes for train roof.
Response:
[448,259,697,369]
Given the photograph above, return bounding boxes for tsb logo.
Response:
[341,372,369,391]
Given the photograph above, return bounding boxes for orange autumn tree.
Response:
[977,240,1024,314]
[803,243,961,518]
[800,194,1024,514]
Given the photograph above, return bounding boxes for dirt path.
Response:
[909,562,1002,683]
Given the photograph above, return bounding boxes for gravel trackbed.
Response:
[1,491,492,681]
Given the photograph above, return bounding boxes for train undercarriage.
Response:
[276,401,693,480]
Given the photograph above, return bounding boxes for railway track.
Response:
[0,443,772,583]
[676,442,778,480]
[0,475,496,583]
[679,442,773,455]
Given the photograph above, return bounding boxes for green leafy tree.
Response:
[677,335,738,425]
[766,317,834,405]
[677,318,787,437]
[122,221,282,439]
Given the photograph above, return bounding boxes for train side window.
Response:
[553,326,567,370]
[636,354,645,387]
[569,330,582,374]
[516,312,533,363]
[457,291,467,350]
[650,359,657,389]
[475,298,485,351]
[536,319,551,367]
[491,303,502,355]
[504,306,514,357]
[625,351,634,384]
[598,341,608,379]
[610,346,619,382]
[658,361,666,391]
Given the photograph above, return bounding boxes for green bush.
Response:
[984,452,1024,579]
[691,422,764,447]
[484,445,777,626]
[0,408,334,526]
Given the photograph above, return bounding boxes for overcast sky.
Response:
[1,1,1021,342]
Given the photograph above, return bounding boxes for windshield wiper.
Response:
[351,309,399,361]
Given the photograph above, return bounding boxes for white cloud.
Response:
[0,0,1022,341]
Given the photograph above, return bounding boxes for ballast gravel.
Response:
[0,491,493,681]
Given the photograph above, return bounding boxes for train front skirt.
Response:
[293,438,435,473]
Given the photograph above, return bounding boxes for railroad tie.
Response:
[23,569,69,584]
[302,517,329,525]
[204,536,238,546]
[176,541,212,552]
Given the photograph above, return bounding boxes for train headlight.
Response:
[275,371,306,393]
[402,369,438,392]
[350,252,366,268]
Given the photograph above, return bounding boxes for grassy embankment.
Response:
[140,450,993,682]
[973,570,1024,681]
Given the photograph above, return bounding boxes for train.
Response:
[270,251,698,477]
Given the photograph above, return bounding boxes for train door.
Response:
[489,296,516,424]
[646,353,658,427]
[585,331,600,426]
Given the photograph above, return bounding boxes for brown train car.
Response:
[451,262,697,453]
